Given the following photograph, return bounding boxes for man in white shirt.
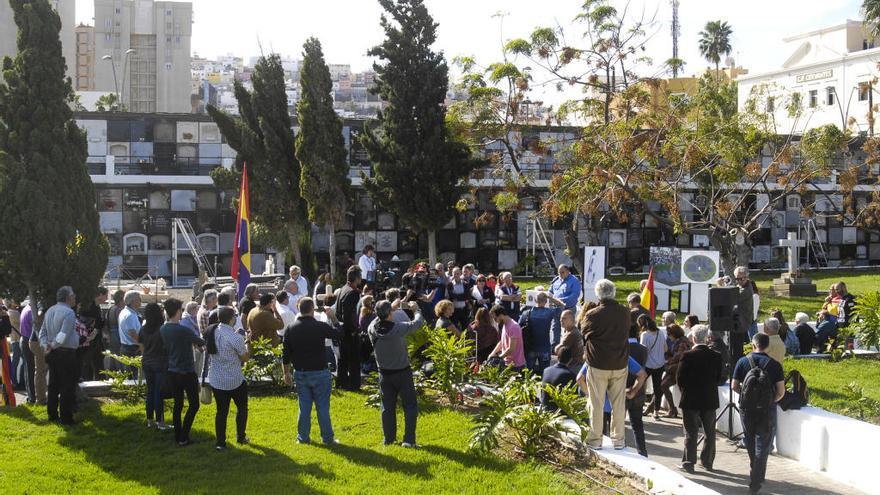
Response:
[288,265,309,299]
[284,279,303,315]
[275,290,298,338]
[358,245,377,287]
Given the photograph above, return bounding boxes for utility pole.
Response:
[671,0,681,77]
[870,81,875,137]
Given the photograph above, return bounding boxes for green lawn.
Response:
[0,391,601,495]
[784,357,880,423]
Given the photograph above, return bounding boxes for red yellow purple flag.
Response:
[231,163,251,299]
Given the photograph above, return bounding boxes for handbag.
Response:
[199,344,212,405]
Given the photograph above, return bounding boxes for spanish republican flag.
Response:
[231,163,252,299]
[640,266,656,319]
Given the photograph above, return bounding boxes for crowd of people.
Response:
[0,259,859,494]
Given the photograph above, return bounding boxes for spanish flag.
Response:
[231,163,252,299]
[640,266,656,319]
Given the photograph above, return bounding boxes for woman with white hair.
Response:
[793,312,815,355]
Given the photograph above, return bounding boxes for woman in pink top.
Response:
[486,305,526,371]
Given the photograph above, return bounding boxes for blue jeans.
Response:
[525,351,551,376]
[741,407,777,492]
[143,363,166,422]
[295,369,334,444]
[747,321,758,340]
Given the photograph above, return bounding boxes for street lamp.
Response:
[101,48,136,110]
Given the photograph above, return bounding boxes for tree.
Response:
[361,0,482,264]
[208,54,313,277]
[491,0,655,273]
[0,0,108,307]
[94,92,124,112]
[863,0,880,39]
[295,37,350,279]
[547,73,857,275]
[698,20,733,78]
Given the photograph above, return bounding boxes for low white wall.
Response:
[714,384,877,494]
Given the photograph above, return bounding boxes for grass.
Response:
[0,391,607,495]
[784,357,880,424]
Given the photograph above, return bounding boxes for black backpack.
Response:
[739,355,775,411]
[779,370,809,411]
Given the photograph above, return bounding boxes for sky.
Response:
[75,0,865,99]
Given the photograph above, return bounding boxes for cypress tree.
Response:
[0,0,108,306]
[208,54,313,278]
[362,0,482,264]
[295,37,350,279]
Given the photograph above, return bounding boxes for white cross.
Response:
[779,232,806,276]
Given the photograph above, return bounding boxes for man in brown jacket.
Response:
[246,293,285,348]
[581,279,630,449]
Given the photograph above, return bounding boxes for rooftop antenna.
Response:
[671,0,681,77]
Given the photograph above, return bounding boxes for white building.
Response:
[738,20,880,136]
[0,0,75,83]
[93,0,193,113]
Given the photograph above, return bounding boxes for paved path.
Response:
[636,414,865,495]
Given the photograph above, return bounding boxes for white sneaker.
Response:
[401,442,418,449]
[156,422,171,431]
[146,419,155,428]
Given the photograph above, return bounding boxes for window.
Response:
[104,19,111,28]
[767,96,775,112]
[859,82,871,102]
[165,62,172,71]
[105,33,111,41]
[864,39,876,50]
[809,89,818,108]
[826,87,835,106]
[115,7,121,13]
[166,9,172,16]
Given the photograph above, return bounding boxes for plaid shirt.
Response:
[206,323,246,391]
[197,305,213,334]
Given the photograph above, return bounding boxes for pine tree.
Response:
[0,0,108,307]
[296,37,350,279]
[362,0,482,264]
[208,54,313,278]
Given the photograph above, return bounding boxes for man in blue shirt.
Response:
[38,286,79,425]
[519,292,555,376]
[117,290,143,380]
[732,333,785,495]
[549,264,582,347]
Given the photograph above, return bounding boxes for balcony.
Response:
[87,156,221,177]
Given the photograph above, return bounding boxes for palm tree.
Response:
[863,0,880,39]
[698,20,733,79]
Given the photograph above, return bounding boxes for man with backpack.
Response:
[732,333,786,495]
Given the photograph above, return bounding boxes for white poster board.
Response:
[680,250,721,321]
[525,289,540,308]
[582,246,606,303]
